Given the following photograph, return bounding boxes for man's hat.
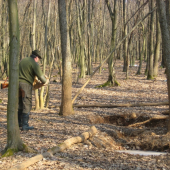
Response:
[32,50,42,59]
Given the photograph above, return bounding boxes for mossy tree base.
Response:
[1,148,16,158]
[147,75,154,80]
[1,144,36,158]
[96,80,120,88]
[136,69,141,75]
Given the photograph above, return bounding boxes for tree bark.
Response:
[156,0,170,131]
[136,3,146,75]
[153,10,161,77]
[105,0,119,86]
[147,0,155,80]
[4,0,23,154]
[32,0,40,111]
[87,0,92,75]
[76,0,86,78]
[39,0,51,109]
[59,0,73,116]
[123,0,128,73]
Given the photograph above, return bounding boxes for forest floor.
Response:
[0,60,170,170]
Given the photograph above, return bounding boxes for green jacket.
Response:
[19,55,46,85]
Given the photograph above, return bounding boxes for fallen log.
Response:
[73,101,169,108]
[9,126,97,170]
[49,101,169,109]
[128,116,168,127]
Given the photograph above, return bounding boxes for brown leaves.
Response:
[0,61,169,169]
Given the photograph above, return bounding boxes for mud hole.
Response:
[88,114,170,153]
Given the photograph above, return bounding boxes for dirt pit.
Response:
[87,114,170,152]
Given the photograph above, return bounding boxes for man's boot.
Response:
[18,109,22,127]
[22,113,34,131]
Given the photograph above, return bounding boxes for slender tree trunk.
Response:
[39,0,51,109]
[147,0,154,80]
[87,1,92,75]
[100,3,106,74]
[137,23,145,75]
[32,0,40,110]
[76,0,86,78]
[145,26,150,75]
[105,0,119,86]
[123,0,128,72]
[153,10,161,77]
[32,0,36,50]
[59,0,73,116]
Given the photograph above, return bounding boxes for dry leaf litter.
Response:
[0,61,170,170]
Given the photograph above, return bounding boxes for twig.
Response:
[128,116,168,127]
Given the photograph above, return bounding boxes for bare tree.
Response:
[39,0,51,109]
[2,0,23,156]
[153,10,161,77]
[156,0,170,131]
[147,0,155,80]
[104,0,119,86]
[58,0,73,116]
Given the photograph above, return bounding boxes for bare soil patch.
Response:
[0,60,170,169]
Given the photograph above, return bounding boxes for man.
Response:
[18,50,49,131]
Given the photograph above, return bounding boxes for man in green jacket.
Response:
[18,50,48,131]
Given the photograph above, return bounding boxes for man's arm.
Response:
[38,75,47,84]
[33,63,47,84]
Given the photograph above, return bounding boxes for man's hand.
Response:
[43,78,49,86]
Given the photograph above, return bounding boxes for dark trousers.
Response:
[18,82,32,113]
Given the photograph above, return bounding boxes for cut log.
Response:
[128,116,168,127]
[9,126,97,170]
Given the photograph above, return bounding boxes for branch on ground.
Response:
[128,116,168,127]
[9,126,97,170]
[49,101,169,109]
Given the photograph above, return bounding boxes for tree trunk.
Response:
[100,3,106,74]
[123,0,128,72]
[4,0,23,155]
[87,1,93,75]
[76,0,86,78]
[153,10,161,77]
[32,0,40,111]
[59,0,73,116]
[147,0,154,80]
[105,0,119,86]
[156,0,170,131]
[39,0,51,109]
[137,23,145,75]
